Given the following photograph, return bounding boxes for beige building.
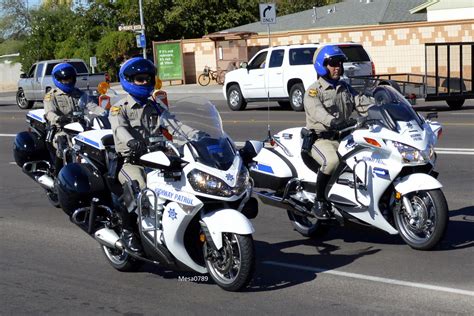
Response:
[169,0,473,85]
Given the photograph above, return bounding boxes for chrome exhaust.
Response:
[94,227,124,250]
[37,174,55,190]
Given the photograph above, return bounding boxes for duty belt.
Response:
[317,130,337,140]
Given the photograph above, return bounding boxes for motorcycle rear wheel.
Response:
[394,189,448,250]
[287,210,330,238]
[101,244,142,272]
[205,233,255,291]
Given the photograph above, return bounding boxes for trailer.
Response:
[349,42,473,109]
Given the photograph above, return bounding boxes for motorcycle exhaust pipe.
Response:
[94,227,124,250]
[37,174,55,190]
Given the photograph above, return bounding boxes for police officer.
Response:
[44,62,105,173]
[109,57,167,254]
[304,45,372,220]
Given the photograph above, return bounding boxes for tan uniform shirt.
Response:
[109,94,167,156]
[304,77,373,133]
[44,88,105,127]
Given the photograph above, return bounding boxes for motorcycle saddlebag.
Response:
[13,131,49,167]
[56,163,108,215]
[249,148,294,191]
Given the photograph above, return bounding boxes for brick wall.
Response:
[182,19,473,84]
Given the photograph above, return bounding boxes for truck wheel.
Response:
[289,83,305,111]
[227,84,247,111]
[447,99,464,110]
[16,88,34,109]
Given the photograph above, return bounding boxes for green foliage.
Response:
[0,0,30,40]
[96,31,135,81]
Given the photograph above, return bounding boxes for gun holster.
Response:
[301,128,317,153]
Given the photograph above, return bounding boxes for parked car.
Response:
[16,59,108,109]
[223,43,375,111]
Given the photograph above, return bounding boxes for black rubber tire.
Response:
[198,74,211,86]
[16,88,34,109]
[101,244,142,272]
[205,233,255,292]
[46,189,61,208]
[278,101,292,110]
[446,99,464,110]
[287,210,330,238]
[226,84,247,111]
[289,83,305,111]
[393,189,448,250]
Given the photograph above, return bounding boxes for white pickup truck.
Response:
[223,43,374,111]
[16,59,108,109]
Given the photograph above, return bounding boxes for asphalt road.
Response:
[1,88,473,315]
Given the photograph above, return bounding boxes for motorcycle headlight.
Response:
[187,167,249,197]
[393,141,434,164]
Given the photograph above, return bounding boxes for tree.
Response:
[96,31,135,81]
[0,0,31,40]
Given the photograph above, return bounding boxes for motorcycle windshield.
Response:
[370,86,424,131]
[161,97,235,170]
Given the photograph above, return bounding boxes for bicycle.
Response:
[198,66,226,86]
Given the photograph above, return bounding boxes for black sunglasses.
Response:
[327,59,343,67]
[133,74,152,83]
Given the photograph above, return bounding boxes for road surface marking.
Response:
[263,261,474,297]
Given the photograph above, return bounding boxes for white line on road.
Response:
[263,261,474,297]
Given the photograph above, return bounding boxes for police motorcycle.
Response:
[13,87,110,207]
[56,97,261,291]
[250,85,446,250]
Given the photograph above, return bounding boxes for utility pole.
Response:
[139,0,146,59]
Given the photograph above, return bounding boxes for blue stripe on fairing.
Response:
[257,163,274,174]
[78,136,100,149]
[28,113,45,123]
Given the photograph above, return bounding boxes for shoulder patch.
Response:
[308,89,318,97]
[110,106,121,116]
[44,93,52,102]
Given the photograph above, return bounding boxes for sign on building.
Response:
[259,3,276,24]
[153,41,184,82]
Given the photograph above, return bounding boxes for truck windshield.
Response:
[338,45,370,62]
[45,62,89,75]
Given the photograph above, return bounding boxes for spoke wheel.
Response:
[16,89,34,109]
[198,74,211,86]
[394,189,448,250]
[289,83,305,111]
[205,233,254,291]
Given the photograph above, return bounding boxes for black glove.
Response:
[57,115,72,127]
[330,118,357,131]
[127,139,147,160]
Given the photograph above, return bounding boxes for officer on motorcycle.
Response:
[109,57,168,254]
[303,45,373,220]
[44,62,106,174]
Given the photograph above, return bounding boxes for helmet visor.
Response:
[123,59,156,81]
[54,66,77,81]
[325,56,347,67]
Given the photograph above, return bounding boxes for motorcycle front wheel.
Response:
[394,189,448,250]
[205,233,255,291]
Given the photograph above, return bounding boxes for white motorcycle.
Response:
[250,85,447,250]
[56,97,261,291]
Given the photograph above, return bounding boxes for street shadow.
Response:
[246,239,379,292]
[437,206,474,251]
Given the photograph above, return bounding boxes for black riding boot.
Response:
[119,181,143,255]
[311,172,332,220]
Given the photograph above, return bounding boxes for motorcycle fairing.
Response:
[394,173,442,195]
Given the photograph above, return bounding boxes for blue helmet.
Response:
[119,57,156,101]
[52,63,77,94]
[313,45,348,77]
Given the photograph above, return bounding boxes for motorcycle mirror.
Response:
[239,140,263,164]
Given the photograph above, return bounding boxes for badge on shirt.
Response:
[44,93,52,102]
[308,89,318,97]
[110,106,121,116]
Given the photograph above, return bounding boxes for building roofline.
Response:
[409,0,439,14]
